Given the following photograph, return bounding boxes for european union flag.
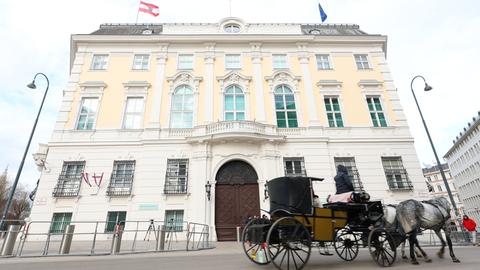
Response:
[318,3,327,23]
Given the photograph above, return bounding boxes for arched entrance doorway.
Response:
[215,160,260,241]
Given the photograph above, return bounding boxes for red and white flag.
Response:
[139,1,159,17]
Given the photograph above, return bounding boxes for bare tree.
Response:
[11,187,31,221]
[0,169,8,215]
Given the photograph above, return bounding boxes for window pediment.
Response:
[217,71,251,92]
[79,81,107,96]
[122,81,150,95]
[167,71,203,93]
[265,71,301,90]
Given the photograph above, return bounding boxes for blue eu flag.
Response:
[318,3,327,22]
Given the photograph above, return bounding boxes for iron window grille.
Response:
[382,157,413,190]
[334,157,364,191]
[49,212,72,234]
[284,157,307,177]
[164,159,189,194]
[106,160,135,196]
[52,161,84,197]
[164,210,184,232]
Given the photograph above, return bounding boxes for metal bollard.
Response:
[59,225,75,254]
[110,224,124,255]
[1,225,21,256]
[159,227,166,251]
[236,226,241,242]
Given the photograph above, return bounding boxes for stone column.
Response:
[147,44,168,129]
[251,43,266,122]
[204,43,215,123]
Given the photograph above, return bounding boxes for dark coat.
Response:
[334,165,354,194]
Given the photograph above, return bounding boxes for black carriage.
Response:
[242,176,402,270]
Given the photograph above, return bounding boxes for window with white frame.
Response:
[76,97,99,130]
[274,85,298,128]
[91,54,108,70]
[178,54,194,69]
[132,54,149,70]
[354,54,370,70]
[225,54,241,69]
[224,85,245,120]
[366,97,387,127]
[316,54,331,70]
[170,85,193,128]
[324,97,344,127]
[123,97,144,129]
[272,54,288,69]
[164,210,184,231]
[381,157,413,190]
[164,159,188,194]
[284,157,306,177]
[53,161,84,197]
[334,157,364,191]
[107,160,135,196]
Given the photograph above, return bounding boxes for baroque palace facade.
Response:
[30,18,428,240]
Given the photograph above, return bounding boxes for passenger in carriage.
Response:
[334,164,354,194]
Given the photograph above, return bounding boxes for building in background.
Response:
[29,18,428,241]
[423,163,464,225]
[444,112,480,224]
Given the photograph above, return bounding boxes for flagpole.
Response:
[229,0,232,17]
[135,1,140,24]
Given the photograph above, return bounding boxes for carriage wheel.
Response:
[242,218,272,265]
[334,229,359,261]
[368,228,397,267]
[266,217,312,270]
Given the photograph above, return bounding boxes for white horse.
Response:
[396,197,460,264]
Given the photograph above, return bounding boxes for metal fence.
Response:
[0,219,211,258]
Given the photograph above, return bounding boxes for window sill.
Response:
[131,69,149,72]
[89,69,108,72]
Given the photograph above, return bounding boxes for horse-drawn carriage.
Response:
[242,176,404,270]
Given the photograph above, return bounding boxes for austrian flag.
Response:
[139,1,159,17]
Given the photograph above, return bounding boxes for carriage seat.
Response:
[327,192,353,203]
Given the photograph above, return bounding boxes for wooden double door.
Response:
[215,160,260,241]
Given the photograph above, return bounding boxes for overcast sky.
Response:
[0,0,479,189]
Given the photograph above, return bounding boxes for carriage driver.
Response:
[334,165,354,195]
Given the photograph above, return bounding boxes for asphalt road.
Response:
[0,245,478,270]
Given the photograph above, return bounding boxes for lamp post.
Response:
[0,73,49,230]
[410,75,460,220]
[205,181,212,201]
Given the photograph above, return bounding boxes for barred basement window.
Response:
[334,157,364,191]
[53,161,84,197]
[164,159,188,194]
[284,157,307,177]
[164,210,184,232]
[106,160,135,196]
[105,211,127,233]
[50,212,72,234]
[382,157,413,190]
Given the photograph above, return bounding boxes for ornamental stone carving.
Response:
[265,71,301,90]
[167,71,203,93]
[216,71,252,92]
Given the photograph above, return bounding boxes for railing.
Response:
[163,183,187,194]
[52,179,81,197]
[106,179,133,196]
[205,121,266,135]
[0,219,211,257]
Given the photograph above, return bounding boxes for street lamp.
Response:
[0,73,50,230]
[410,75,460,220]
[205,181,212,201]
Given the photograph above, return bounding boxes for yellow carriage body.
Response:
[294,207,348,241]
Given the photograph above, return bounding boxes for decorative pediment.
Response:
[358,79,383,88]
[167,71,203,93]
[216,71,252,92]
[317,80,342,95]
[122,81,150,95]
[265,70,301,90]
[79,81,107,96]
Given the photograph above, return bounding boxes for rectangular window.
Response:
[316,54,331,70]
[284,157,307,177]
[324,97,344,127]
[225,54,241,69]
[106,161,135,196]
[164,210,184,232]
[105,211,127,233]
[91,54,108,70]
[76,97,99,130]
[272,54,288,69]
[53,161,84,197]
[437,185,443,192]
[132,54,149,70]
[366,97,387,127]
[334,157,364,191]
[164,159,188,194]
[123,97,144,129]
[354,54,370,70]
[178,54,194,69]
[382,157,413,190]
[50,213,72,234]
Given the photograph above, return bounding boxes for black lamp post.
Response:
[0,73,49,230]
[410,75,460,219]
[205,181,212,201]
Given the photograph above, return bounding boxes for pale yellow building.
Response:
[30,18,427,241]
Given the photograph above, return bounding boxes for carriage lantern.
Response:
[205,181,212,201]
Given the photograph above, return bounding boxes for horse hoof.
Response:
[453,258,461,263]
[411,260,419,265]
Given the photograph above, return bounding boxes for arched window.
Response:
[274,85,298,128]
[171,85,193,128]
[224,85,245,120]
